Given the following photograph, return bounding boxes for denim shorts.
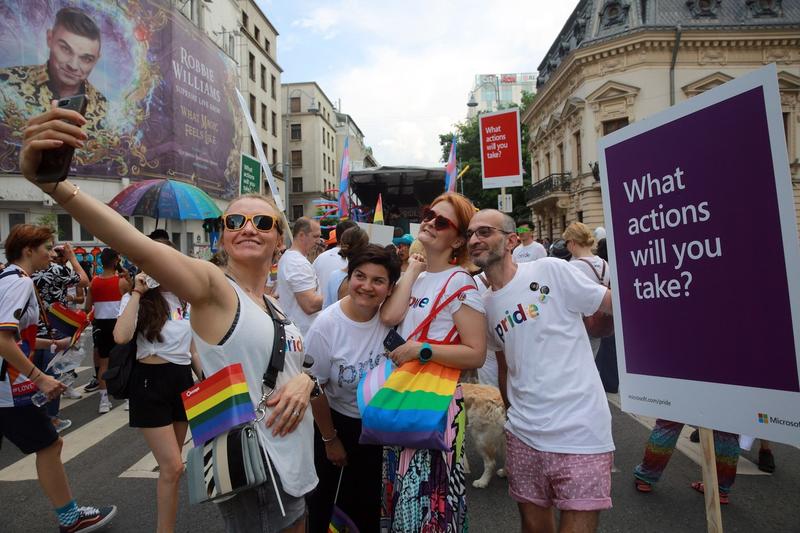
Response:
[216,474,306,533]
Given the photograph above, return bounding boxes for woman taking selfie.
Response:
[306,244,401,532]
[379,192,487,532]
[20,105,318,532]
[112,240,203,533]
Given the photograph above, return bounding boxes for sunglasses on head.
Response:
[223,213,277,232]
[421,208,460,233]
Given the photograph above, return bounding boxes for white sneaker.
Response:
[123,400,130,411]
[63,387,82,400]
[98,398,112,414]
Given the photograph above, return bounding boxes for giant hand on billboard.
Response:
[0,1,244,199]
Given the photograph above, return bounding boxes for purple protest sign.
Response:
[599,65,800,445]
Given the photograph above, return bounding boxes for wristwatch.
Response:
[307,373,323,399]
[418,342,433,364]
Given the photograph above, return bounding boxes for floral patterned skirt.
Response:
[380,385,468,533]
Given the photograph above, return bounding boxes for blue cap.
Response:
[392,234,413,246]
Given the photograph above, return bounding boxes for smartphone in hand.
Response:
[36,95,88,183]
[383,329,406,352]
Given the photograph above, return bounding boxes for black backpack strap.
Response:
[262,296,288,391]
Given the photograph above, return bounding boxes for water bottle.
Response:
[31,372,77,407]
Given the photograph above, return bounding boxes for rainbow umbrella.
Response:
[108,179,222,221]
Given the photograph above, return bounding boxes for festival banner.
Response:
[0,0,244,199]
[478,108,522,189]
[598,64,800,445]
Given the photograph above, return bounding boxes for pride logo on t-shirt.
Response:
[494,303,540,342]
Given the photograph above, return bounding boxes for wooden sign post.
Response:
[698,427,723,532]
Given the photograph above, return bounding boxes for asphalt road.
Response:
[2,368,799,532]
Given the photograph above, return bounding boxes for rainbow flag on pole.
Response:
[444,138,457,192]
[338,137,351,218]
[373,193,384,224]
[328,505,359,533]
[182,363,255,446]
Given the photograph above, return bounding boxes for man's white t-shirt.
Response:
[484,258,614,454]
[512,241,548,263]
[473,273,498,387]
[277,249,319,335]
[313,247,346,299]
[398,267,484,342]
[305,301,390,418]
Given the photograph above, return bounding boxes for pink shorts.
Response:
[505,430,613,511]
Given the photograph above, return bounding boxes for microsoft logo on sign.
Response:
[758,413,769,424]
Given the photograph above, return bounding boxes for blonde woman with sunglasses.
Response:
[20,106,318,533]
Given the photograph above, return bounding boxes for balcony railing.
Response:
[526,172,572,203]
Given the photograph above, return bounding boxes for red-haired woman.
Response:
[379,192,487,532]
[20,105,318,532]
[0,224,116,531]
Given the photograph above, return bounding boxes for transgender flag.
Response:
[338,137,351,218]
[444,138,457,192]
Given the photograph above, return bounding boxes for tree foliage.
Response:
[439,91,537,220]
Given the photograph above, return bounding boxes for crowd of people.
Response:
[0,103,770,533]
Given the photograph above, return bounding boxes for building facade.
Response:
[282,82,342,221]
[523,0,800,242]
[467,72,537,118]
[335,112,378,210]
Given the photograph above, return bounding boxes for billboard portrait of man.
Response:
[0,6,107,134]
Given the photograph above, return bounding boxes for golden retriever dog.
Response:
[461,382,507,488]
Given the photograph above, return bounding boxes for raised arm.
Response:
[380,253,425,326]
[63,243,89,289]
[20,105,227,310]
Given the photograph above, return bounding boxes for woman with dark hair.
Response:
[20,105,318,533]
[322,226,369,309]
[113,239,203,533]
[306,244,401,532]
[378,192,487,532]
[0,224,116,531]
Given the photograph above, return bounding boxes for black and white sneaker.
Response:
[83,378,100,393]
[59,505,117,532]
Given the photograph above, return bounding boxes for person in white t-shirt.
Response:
[468,209,614,533]
[512,221,547,263]
[306,244,401,533]
[313,220,358,296]
[113,240,203,533]
[473,272,499,387]
[277,217,323,334]
[379,192,487,533]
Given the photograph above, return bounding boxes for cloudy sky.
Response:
[258,1,579,166]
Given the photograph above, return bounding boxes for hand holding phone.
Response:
[383,329,406,352]
[35,95,88,183]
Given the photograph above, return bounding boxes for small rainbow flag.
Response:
[182,363,255,446]
[358,359,459,450]
[46,303,89,346]
[373,193,384,225]
[444,138,457,192]
[328,505,359,533]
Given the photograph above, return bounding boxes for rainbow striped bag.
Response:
[181,363,255,447]
[357,271,475,450]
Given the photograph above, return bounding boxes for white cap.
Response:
[594,226,607,240]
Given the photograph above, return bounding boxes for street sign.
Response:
[479,108,523,189]
[240,153,261,195]
[497,193,513,213]
[599,64,800,446]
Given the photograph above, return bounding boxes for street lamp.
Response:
[466,75,501,111]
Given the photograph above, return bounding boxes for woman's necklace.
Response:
[225,268,267,309]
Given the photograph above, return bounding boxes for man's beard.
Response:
[473,245,504,269]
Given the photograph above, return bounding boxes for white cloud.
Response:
[287,1,579,166]
[291,7,342,39]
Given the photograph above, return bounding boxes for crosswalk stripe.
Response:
[606,393,767,476]
[119,434,193,479]
[0,404,129,481]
